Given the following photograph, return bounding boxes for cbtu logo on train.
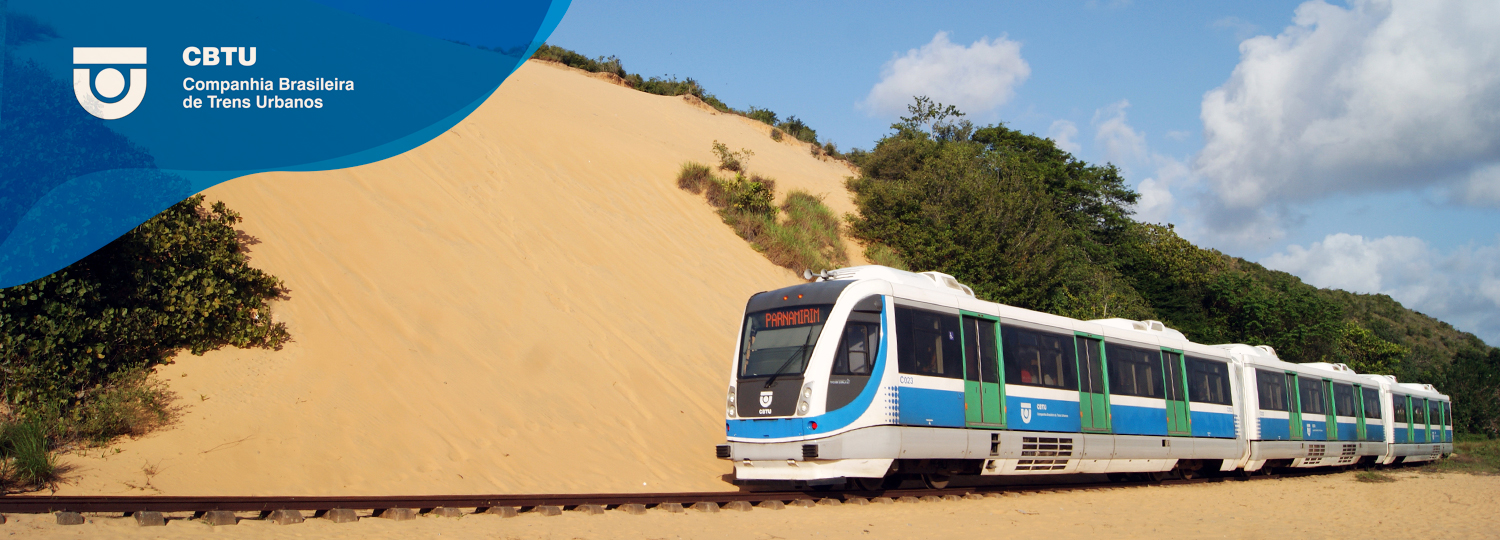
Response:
[1020,402,1032,424]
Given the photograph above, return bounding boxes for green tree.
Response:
[847,97,1148,319]
[1337,322,1407,375]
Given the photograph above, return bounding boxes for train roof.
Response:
[809,265,1451,396]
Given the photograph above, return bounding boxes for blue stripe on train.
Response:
[1337,422,1359,441]
[1301,419,1327,440]
[1413,428,1427,443]
[1394,428,1407,443]
[727,417,804,439]
[897,387,965,427]
[1006,395,1081,433]
[1111,403,1168,436]
[1190,411,1235,438]
[1260,416,1291,440]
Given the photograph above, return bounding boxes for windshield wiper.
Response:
[764,327,818,388]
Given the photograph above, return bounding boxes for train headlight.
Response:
[796,381,815,416]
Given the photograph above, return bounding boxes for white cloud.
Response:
[1048,120,1081,154]
[1196,0,1500,224]
[1165,130,1192,142]
[1263,233,1500,345]
[1093,100,1148,170]
[863,31,1030,117]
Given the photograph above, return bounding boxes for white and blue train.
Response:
[717,266,1453,488]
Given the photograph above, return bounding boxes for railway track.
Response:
[0,468,1340,525]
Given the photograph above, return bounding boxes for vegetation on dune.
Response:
[677,142,849,274]
[529,44,862,161]
[0,195,287,491]
[847,96,1500,435]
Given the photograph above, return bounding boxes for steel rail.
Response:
[0,469,1338,515]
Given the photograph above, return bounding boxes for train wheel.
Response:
[922,474,951,489]
[881,474,906,490]
[850,477,884,491]
[1106,473,1127,483]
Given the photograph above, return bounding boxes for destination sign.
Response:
[762,306,825,328]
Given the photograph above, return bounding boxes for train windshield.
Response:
[738,305,831,378]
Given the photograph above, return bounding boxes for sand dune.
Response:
[54,60,860,496]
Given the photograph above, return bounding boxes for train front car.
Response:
[719,267,902,489]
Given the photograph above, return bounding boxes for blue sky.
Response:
[546,0,1500,345]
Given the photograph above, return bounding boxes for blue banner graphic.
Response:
[0,0,568,287]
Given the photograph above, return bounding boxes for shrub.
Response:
[676,162,712,194]
[732,190,847,273]
[676,142,850,275]
[530,44,626,78]
[0,416,58,490]
[777,116,817,144]
[747,107,779,126]
[62,369,177,446]
[771,129,784,142]
[711,140,754,173]
[1,195,289,416]
[725,175,775,217]
[749,174,777,195]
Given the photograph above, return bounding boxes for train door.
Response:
[1161,349,1191,436]
[1445,401,1453,442]
[1417,398,1430,443]
[1322,379,1336,441]
[1075,333,1110,433]
[1353,384,1367,441]
[1406,396,1419,443]
[961,313,1004,427]
[1286,372,1303,441]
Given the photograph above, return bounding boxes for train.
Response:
[716,265,1452,489]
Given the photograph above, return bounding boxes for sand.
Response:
[48,60,859,497]
[6,471,1497,538]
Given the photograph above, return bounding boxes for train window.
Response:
[1297,376,1326,415]
[1362,388,1382,419]
[1256,369,1287,411]
[1333,383,1355,417]
[1002,325,1078,390]
[895,306,962,379]
[1186,357,1232,405]
[738,305,831,378]
[963,317,1000,383]
[832,322,880,375]
[1105,343,1163,398]
[1429,401,1441,427]
[1412,399,1426,424]
[1444,401,1452,427]
[1393,397,1408,423]
[1076,336,1106,394]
